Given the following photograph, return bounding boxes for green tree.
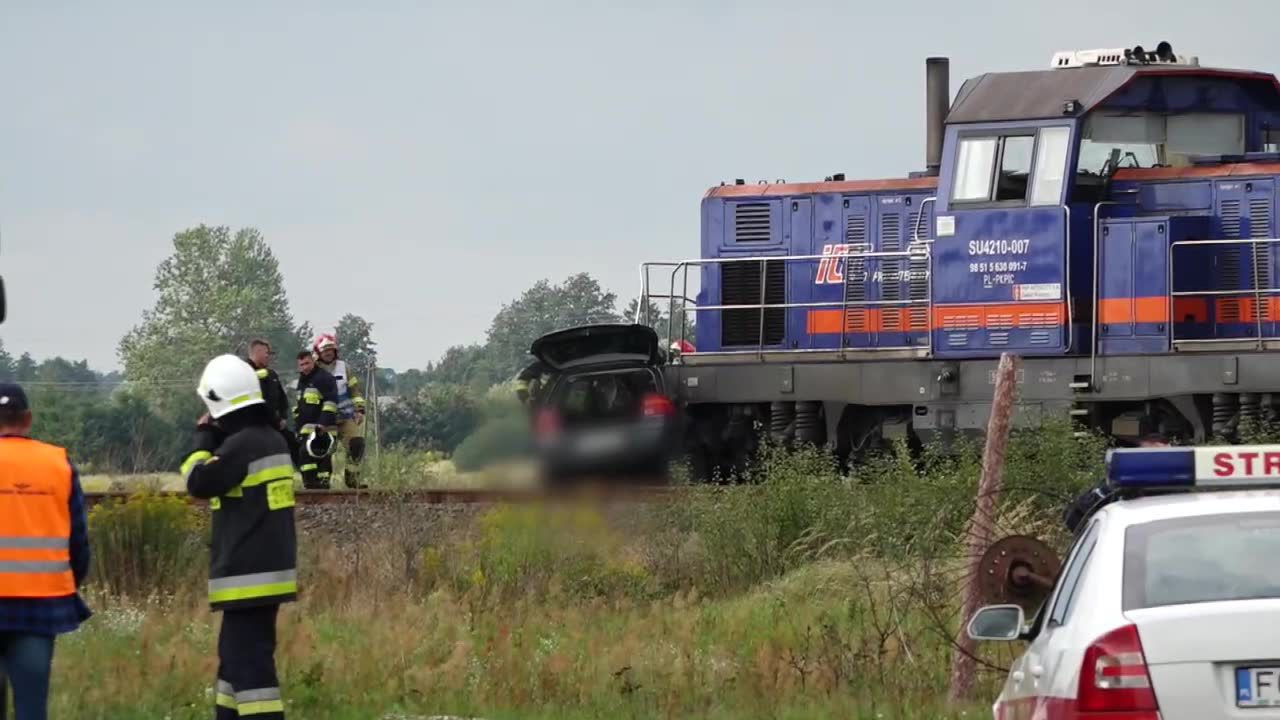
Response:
[118,225,309,418]
[0,340,13,381]
[421,344,496,390]
[484,273,619,381]
[379,383,482,452]
[623,296,697,346]
[14,353,36,382]
[331,313,378,379]
[34,357,98,385]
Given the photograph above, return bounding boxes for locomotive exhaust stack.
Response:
[925,56,949,175]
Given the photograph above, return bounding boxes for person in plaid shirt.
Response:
[0,382,91,720]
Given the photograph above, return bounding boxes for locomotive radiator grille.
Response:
[907,210,930,330]
[720,260,786,347]
[880,215,902,303]
[844,215,870,332]
[941,314,980,331]
[734,203,772,243]
[1018,312,1060,328]
[1251,195,1273,321]
[987,313,1015,330]
[1220,199,1245,323]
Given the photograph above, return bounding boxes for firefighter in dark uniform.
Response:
[182,354,297,719]
[244,339,296,459]
[293,350,339,490]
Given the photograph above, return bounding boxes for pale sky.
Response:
[3,0,1277,371]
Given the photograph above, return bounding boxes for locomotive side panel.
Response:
[929,121,1077,359]
[697,186,936,354]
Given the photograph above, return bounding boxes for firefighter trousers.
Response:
[336,417,366,489]
[215,605,283,719]
[298,452,332,489]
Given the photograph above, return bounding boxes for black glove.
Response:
[193,423,224,453]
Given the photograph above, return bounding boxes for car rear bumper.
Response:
[536,420,676,478]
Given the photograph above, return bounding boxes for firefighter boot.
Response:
[300,456,331,490]
[343,467,366,490]
[343,436,367,489]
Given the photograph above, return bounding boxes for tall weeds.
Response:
[87,489,206,597]
[69,421,1106,717]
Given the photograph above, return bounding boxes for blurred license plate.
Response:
[577,429,625,454]
[1237,667,1280,707]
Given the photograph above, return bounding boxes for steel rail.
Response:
[84,485,684,508]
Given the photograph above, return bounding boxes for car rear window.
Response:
[1123,511,1280,610]
[552,369,659,421]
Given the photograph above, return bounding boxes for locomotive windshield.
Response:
[1077,111,1246,176]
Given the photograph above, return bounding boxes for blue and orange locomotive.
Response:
[624,44,1280,477]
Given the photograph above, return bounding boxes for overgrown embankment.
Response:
[68,420,1104,719]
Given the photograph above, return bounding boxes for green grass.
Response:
[63,421,1102,718]
[55,561,996,719]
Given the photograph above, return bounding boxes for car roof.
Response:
[1101,489,1280,527]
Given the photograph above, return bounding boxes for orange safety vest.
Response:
[0,437,75,597]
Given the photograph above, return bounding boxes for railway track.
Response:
[84,484,682,509]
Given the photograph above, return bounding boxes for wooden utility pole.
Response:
[949,352,1021,703]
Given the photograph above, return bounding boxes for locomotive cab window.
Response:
[951,127,1070,207]
[1078,111,1245,175]
[994,135,1034,201]
[952,137,998,201]
[1030,127,1071,206]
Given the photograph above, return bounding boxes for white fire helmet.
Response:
[197,354,265,419]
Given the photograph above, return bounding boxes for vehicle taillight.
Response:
[642,393,675,417]
[1076,623,1159,718]
[535,408,561,436]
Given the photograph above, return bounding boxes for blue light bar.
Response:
[1106,445,1280,489]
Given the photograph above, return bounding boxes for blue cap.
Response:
[1106,445,1280,489]
[0,383,28,412]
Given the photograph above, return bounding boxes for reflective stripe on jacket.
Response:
[294,368,338,431]
[183,424,298,611]
[0,439,75,597]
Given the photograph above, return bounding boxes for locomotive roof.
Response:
[704,176,937,199]
[946,65,1280,124]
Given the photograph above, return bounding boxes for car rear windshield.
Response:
[552,369,659,422]
[1123,511,1280,610]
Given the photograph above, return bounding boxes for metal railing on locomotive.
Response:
[633,259,699,347]
[1169,237,1280,349]
[637,246,935,361]
[637,199,1081,362]
[637,196,941,358]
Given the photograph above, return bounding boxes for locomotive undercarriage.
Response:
[668,352,1280,481]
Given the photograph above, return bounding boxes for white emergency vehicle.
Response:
[969,444,1280,719]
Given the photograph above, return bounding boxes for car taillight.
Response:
[1076,623,1159,718]
[535,408,561,436]
[642,393,675,417]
